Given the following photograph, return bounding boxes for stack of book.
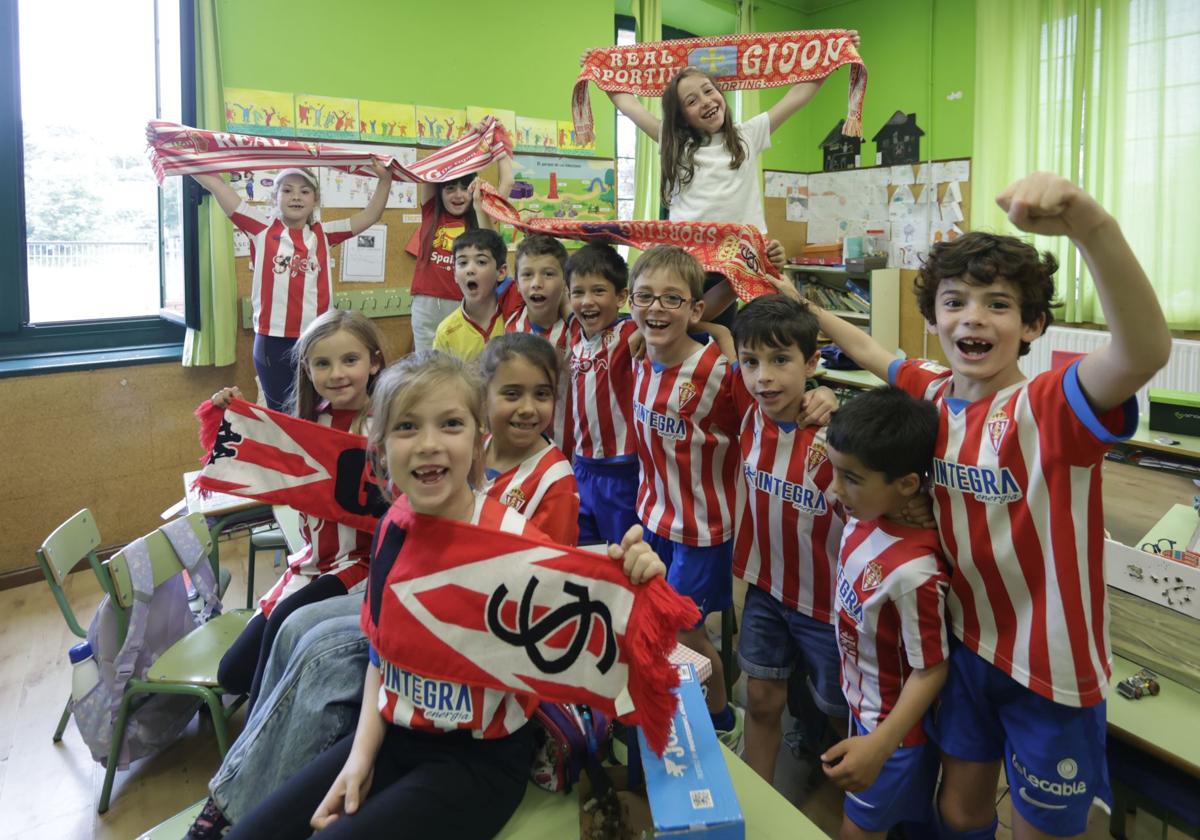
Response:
[802,280,870,314]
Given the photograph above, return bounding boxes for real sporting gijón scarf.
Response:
[477,182,780,301]
[146,116,513,184]
[363,499,700,755]
[572,29,867,144]
[194,398,386,533]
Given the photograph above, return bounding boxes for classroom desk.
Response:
[1108,655,1200,778]
[813,365,884,390]
[175,470,274,576]
[1125,417,1200,462]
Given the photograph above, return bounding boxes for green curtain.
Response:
[972,0,1199,328]
[631,0,662,225]
[183,0,238,367]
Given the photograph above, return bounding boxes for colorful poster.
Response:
[499,155,615,246]
[227,169,282,204]
[224,88,295,136]
[467,106,517,141]
[358,101,418,144]
[556,120,597,156]
[514,116,558,154]
[294,95,360,141]
[319,145,419,209]
[414,105,468,146]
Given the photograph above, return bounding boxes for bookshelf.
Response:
[783,264,900,354]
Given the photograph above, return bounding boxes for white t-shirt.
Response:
[667,112,772,232]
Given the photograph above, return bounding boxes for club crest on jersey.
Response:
[861,561,884,591]
[500,487,527,512]
[805,441,828,474]
[677,380,697,408]
[836,568,863,624]
[986,409,1010,454]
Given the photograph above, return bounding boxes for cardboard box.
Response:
[1148,388,1200,437]
[638,665,744,839]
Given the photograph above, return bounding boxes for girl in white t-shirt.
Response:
[585,33,859,320]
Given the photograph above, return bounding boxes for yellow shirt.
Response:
[431,304,504,362]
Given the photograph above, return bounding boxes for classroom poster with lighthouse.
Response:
[500,154,616,246]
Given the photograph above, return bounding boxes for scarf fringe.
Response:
[624,579,701,755]
[195,399,222,463]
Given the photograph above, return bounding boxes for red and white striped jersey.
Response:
[733,406,845,621]
[633,340,742,546]
[569,318,638,461]
[835,517,950,746]
[505,310,581,456]
[258,408,373,616]
[230,201,353,338]
[373,494,542,738]
[891,358,1138,707]
[482,439,580,546]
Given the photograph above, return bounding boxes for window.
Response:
[0,0,196,371]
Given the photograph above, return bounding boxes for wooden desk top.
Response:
[1108,655,1200,778]
[814,366,885,390]
[1125,417,1200,461]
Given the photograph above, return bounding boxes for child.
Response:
[730,293,850,780]
[214,309,386,710]
[193,164,392,411]
[780,172,1171,839]
[590,35,858,323]
[408,125,514,352]
[222,350,666,839]
[505,233,578,454]
[432,228,509,362]
[820,386,949,840]
[565,243,642,546]
[478,333,580,546]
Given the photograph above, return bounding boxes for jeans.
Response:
[210,594,368,822]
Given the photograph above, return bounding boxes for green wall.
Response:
[217,0,618,158]
[785,0,976,171]
[216,0,975,173]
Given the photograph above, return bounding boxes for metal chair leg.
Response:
[98,689,137,813]
[52,695,72,743]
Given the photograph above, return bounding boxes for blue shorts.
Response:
[931,642,1111,836]
[643,529,733,618]
[842,716,939,832]
[736,584,847,717]
[574,457,640,546]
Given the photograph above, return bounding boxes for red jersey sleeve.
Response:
[895,563,950,671]
[319,216,355,247]
[529,476,581,547]
[890,358,953,401]
[229,200,269,236]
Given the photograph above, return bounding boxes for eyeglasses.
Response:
[630,291,692,310]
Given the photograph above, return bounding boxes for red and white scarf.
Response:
[146,116,513,184]
[363,499,700,754]
[573,29,867,144]
[194,398,385,532]
[478,182,779,300]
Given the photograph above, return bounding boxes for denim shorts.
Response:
[737,583,847,717]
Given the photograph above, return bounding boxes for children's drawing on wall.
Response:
[358,100,418,144]
[556,120,596,156]
[513,116,558,154]
[319,145,418,209]
[228,169,282,204]
[294,95,360,141]
[414,106,468,146]
[223,88,295,136]
[467,106,517,142]
[498,154,615,245]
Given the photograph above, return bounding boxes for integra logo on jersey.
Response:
[634,401,687,440]
[381,661,473,723]
[743,464,828,513]
[835,568,863,624]
[932,458,1022,504]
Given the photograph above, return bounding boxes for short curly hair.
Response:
[914,232,1059,357]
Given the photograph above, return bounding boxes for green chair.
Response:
[244,505,304,609]
[35,508,110,743]
[97,512,253,814]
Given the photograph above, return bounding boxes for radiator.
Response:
[1018,326,1200,415]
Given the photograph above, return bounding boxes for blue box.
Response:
[638,664,744,839]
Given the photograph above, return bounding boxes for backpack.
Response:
[529,703,612,793]
[72,517,223,769]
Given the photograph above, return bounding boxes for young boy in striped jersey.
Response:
[565,243,642,546]
[822,386,950,840]
[775,173,1171,839]
[506,234,579,454]
[731,294,850,780]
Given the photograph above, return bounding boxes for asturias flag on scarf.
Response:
[193,398,386,532]
[363,499,700,755]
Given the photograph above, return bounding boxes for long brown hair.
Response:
[289,309,387,430]
[660,67,746,208]
[419,174,480,265]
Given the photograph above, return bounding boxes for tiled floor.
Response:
[0,535,1182,839]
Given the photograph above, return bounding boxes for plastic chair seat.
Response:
[145,610,253,686]
[249,528,287,550]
